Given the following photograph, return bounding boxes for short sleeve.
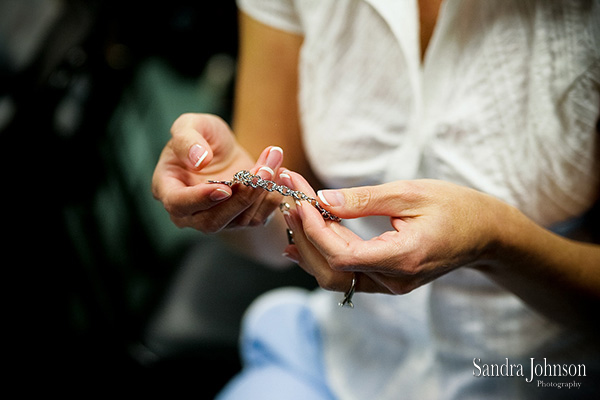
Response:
[237,0,303,34]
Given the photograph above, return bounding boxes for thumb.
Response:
[171,113,234,170]
[317,182,416,219]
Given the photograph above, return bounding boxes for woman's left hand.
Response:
[279,171,507,296]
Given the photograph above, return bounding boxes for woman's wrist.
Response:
[471,194,537,270]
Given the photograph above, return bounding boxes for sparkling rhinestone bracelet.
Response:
[208,170,341,222]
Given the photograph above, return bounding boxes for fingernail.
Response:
[281,204,294,226]
[257,147,283,179]
[317,190,345,207]
[279,170,292,186]
[294,199,304,219]
[210,188,231,201]
[279,202,291,216]
[282,252,299,264]
[189,144,208,168]
[257,165,275,179]
[267,146,283,167]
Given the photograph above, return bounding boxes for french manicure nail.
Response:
[279,170,292,187]
[281,204,297,232]
[189,144,208,168]
[267,146,283,167]
[294,199,305,220]
[257,147,283,179]
[257,165,275,179]
[317,190,345,207]
[210,188,231,201]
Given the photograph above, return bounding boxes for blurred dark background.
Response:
[2,0,315,394]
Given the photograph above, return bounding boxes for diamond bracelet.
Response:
[208,170,341,222]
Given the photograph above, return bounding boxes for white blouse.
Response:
[237,0,600,398]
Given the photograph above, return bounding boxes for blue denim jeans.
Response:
[215,288,336,400]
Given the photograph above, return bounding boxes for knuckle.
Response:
[328,243,367,272]
[234,188,259,209]
[399,258,421,276]
[162,200,180,218]
[202,214,231,233]
[151,180,160,201]
[170,216,187,229]
[167,206,228,233]
[244,214,265,227]
[348,188,373,210]
[327,254,352,272]
[171,113,226,139]
[248,218,264,227]
[205,113,226,127]
[201,221,224,234]
[231,212,255,229]
[316,274,340,292]
[397,180,429,205]
[232,208,252,225]
[171,113,194,136]
[380,274,419,295]
[390,282,418,295]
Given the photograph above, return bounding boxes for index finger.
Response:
[280,171,356,251]
[281,171,400,271]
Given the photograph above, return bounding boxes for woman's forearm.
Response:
[477,205,600,331]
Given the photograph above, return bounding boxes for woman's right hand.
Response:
[151,113,285,233]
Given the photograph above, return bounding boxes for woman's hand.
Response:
[282,171,600,330]
[152,113,285,233]
[280,171,504,295]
